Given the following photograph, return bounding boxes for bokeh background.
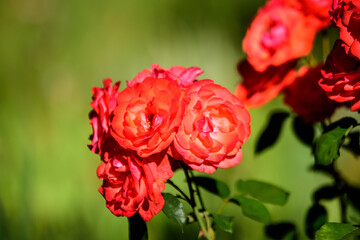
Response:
[1,0,360,239]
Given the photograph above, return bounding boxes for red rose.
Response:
[88,79,120,154]
[111,77,185,157]
[319,40,360,111]
[128,64,203,88]
[331,0,360,60]
[235,59,297,108]
[172,80,251,174]
[97,139,173,221]
[243,4,318,72]
[284,65,340,122]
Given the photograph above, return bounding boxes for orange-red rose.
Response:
[111,77,185,157]
[331,0,360,60]
[235,59,297,108]
[97,139,173,221]
[319,40,360,111]
[284,65,340,122]
[172,80,251,174]
[243,4,318,72]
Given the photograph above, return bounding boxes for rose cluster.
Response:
[88,64,251,221]
[234,0,351,123]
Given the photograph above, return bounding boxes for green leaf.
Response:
[128,213,148,240]
[265,222,297,240]
[315,117,357,165]
[232,195,271,223]
[192,176,230,199]
[341,228,360,240]
[255,111,289,154]
[315,223,359,240]
[293,116,314,146]
[236,180,289,206]
[214,214,234,233]
[345,185,360,212]
[306,204,328,239]
[162,193,186,229]
[313,185,340,202]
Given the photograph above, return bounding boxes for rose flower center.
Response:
[261,19,288,51]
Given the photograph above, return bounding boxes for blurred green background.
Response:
[1,0,360,239]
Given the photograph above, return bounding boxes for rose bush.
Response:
[235,59,297,108]
[242,3,317,72]
[284,65,340,122]
[89,64,251,224]
[111,77,185,157]
[331,0,360,60]
[172,80,251,174]
[319,40,360,111]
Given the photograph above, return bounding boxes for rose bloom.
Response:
[284,65,340,122]
[268,0,332,29]
[235,59,297,108]
[243,4,318,72]
[128,64,203,88]
[88,79,120,155]
[111,77,185,157]
[97,139,173,221]
[172,80,251,174]
[319,40,360,111]
[331,0,360,60]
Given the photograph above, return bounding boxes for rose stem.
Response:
[166,179,192,204]
[182,164,213,240]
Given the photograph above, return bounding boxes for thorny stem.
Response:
[166,179,191,204]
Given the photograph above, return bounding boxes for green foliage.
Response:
[236,179,289,206]
[192,176,230,199]
[292,116,315,146]
[231,195,271,223]
[162,193,186,230]
[315,117,357,165]
[214,214,234,233]
[255,111,290,153]
[129,213,148,240]
[313,185,340,202]
[315,223,359,240]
